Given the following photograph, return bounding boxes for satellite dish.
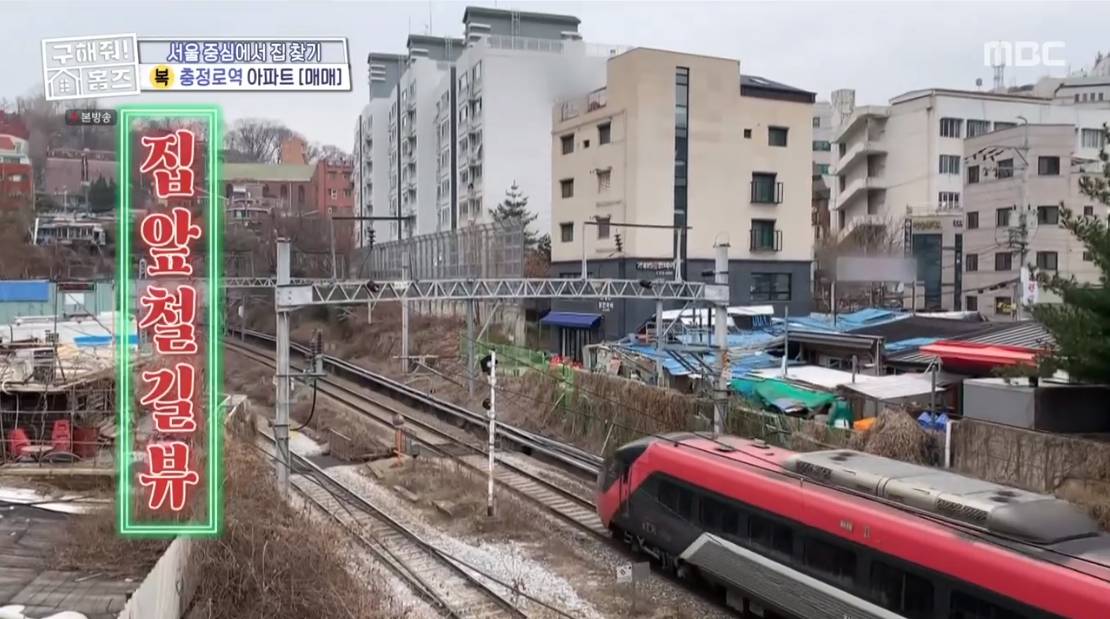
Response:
[976,78,983,88]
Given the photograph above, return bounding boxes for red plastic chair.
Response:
[51,420,73,453]
[8,428,31,458]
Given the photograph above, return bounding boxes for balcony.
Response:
[750,227,783,252]
[558,87,607,122]
[836,138,887,173]
[750,180,784,205]
[833,106,890,143]
[837,176,886,209]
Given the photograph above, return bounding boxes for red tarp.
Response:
[919,340,1039,369]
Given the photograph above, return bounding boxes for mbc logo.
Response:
[984,41,1066,68]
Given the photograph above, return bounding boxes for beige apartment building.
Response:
[547,48,814,347]
[962,124,1105,319]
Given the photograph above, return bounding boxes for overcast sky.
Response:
[2,0,1104,147]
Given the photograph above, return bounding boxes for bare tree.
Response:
[814,217,906,311]
[304,142,350,164]
[223,118,295,163]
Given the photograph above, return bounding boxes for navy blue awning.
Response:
[540,311,602,329]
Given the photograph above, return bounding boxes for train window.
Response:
[699,497,739,535]
[676,488,694,520]
[803,537,857,585]
[949,591,1028,619]
[658,480,679,513]
[748,514,793,556]
[869,561,934,619]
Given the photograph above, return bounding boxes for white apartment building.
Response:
[354,52,405,247]
[830,84,1110,310]
[548,48,815,348]
[355,6,617,243]
[962,124,1105,319]
[812,100,834,241]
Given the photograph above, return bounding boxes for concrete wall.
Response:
[116,537,195,619]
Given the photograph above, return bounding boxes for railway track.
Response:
[254,433,527,618]
[226,338,609,542]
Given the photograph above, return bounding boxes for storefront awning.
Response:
[540,311,602,329]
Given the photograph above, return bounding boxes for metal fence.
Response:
[355,221,525,281]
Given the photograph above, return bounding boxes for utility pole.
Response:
[401,251,410,372]
[713,241,730,436]
[466,300,476,395]
[274,238,292,495]
[1014,117,1031,321]
[486,353,497,517]
[655,298,665,387]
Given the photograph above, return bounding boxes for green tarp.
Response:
[730,377,836,411]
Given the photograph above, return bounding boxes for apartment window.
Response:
[751,172,780,204]
[940,117,963,138]
[967,165,980,184]
[750,220,779,252]
[584,139,590,148]
[966,254,978,272]
[769,126,789,147]
[814,163,831,176]
[996,207,1012,227]
[1085,205,1095,217]
[329,188,338,200]
[967,119,991,138]
[743,128,752,139]
[1038,156,1061,176]
[966,295,978,311]
[597,169,611,192]
[700,497,739,534]
[560,178,574,198]
[812,140,832,152]
[997,158,1014,179]
[995,296,1012,315]
[995,251,1013,271]
[939,192,960,209]
[1036,251,1058,271]
[1037,205,1060,225]
[869,561,934,619]
[598,122,611,145]
[559,134,575,155]
[994,121,1017,131]
[939,155,961,175]
[966,211,979,229]
[812,116,821,128]
[1082,128,1105,149]
[596,216,611,239]
[560,222,573,243]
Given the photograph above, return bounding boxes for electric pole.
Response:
[1013,116,1031,321]
[482,352,497,517]
[274,238,292,495]
[712,241,730,436]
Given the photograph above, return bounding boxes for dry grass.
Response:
[384,458,537,537]
[53,503,170,578]
[849,409,938,465]
[187,438,395,619]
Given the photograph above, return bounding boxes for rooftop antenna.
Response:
[427,0,432,35]
[993,60,1005,92]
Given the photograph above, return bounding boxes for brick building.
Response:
[310,158,354,216]
[0,112,33,208]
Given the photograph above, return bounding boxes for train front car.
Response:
[596,435,659,529]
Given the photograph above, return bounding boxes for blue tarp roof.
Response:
[676,331,778,349]
[617,342,793,380]
[781,308,909,333]
[0,280,49,303]
[885,337,939,353]
[540,311,602,329]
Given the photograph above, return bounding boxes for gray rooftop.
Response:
[0,505,138,618]
[888,321,1054,366]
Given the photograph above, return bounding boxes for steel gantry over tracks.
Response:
[224,276,715,306]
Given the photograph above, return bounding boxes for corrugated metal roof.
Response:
[222,163,314,182]
[888,321,1053,365]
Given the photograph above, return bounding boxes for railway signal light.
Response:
[614,233,623,253]
[479,353,493,375]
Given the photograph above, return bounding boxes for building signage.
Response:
[43,35,350,101]
[636,261,674,273]
[117,104,222,536]
[912,219,942,231]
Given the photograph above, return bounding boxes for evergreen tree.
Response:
[1031,126,1110,382]
[87,176,117,212]
[489,181,538,248]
